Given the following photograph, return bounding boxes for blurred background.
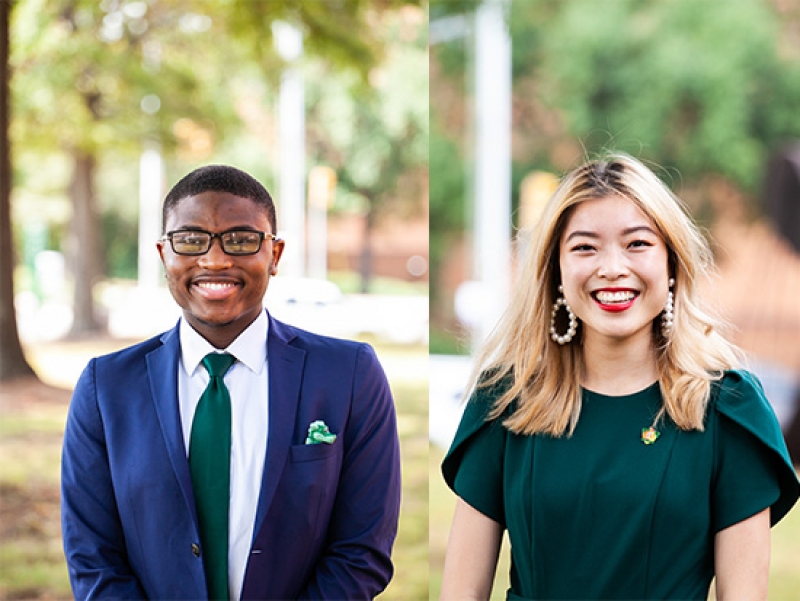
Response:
[4,0,800,598]
[0,1,428,599]
[429,0,800,598]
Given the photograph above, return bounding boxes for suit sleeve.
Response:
[297,344,402,600]
[61,359,147,599]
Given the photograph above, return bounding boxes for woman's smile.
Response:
[592,288,639,312]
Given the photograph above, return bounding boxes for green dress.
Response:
[442,370,799,600]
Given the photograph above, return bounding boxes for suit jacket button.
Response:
[191,543,201,557]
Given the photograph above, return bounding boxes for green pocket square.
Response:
[305,420,337,445]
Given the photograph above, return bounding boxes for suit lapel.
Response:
[146,324,198,525]
[252,315,306,536]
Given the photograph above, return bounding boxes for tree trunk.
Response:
[68,149,103,336]
[358,198,375,294]
[0,0,36,380]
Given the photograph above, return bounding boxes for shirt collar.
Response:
[179,310,269,377]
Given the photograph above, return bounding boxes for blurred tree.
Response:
[429,0,800,343]
[1,0,36,380]
[431,0,800,225]
[12,0,235,336]
[306,7,428,292]
[227,0,422,82]
[428,126,465,309]
[523,0,800,192]
[8,0,425,343]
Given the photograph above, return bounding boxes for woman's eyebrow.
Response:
[564,230,598,242]
[565,225,657,243]
[622,225,658,236]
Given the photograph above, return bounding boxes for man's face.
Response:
[157,191,284,347]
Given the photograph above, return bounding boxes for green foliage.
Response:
[512,0,800,190]
[10,0,428,293]
[102,210,137,280]
[11,0,233,155]
[303,8,428,292]
[428,127,466,305]
[306,7,429,218]
[227,0,425,83]
[430,0,481,20]
[429,129,466,232]
[430,0,800,344]
[432,0,800,209]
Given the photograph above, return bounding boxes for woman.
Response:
[440,154,799,600]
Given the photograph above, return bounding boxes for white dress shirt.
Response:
[178,310,270,601]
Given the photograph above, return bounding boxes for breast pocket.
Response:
[289,439,343,463]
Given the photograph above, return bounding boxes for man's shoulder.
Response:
[271,318,384,377]
[272,317,368,354]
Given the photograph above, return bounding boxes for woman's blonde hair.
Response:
[471,152,741,436]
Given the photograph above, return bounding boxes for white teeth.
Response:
[197,282,235,291]
[595,290,635,303]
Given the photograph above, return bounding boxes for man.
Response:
[61,165,402,600]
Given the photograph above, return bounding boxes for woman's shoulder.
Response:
[711,369,799,524]
[710,369,782,446]
[455,372,513,437]
[441,372,513,483]
[711,369,774,420]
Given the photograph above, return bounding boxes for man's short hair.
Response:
[162,165,277,233]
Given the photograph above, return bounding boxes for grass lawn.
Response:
[769,490,800,598]
[0,382,71,599]
[1,338,428,600]
[380,378,429,600]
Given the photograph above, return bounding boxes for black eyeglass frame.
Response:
[160,228,280,256]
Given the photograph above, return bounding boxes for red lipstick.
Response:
[592,288,638,312]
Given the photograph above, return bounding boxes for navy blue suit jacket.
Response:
[61,314,401,600]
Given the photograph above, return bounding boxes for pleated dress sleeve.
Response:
[441,381,508,526]
[711,370,800,531]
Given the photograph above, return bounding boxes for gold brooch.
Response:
[641,427,660,445]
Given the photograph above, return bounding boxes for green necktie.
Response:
[189,352,236,601]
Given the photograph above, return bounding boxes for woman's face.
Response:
[558,195,671,347]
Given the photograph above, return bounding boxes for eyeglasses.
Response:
[160,229,278,256]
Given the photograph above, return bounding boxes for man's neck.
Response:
[185,309,262,350]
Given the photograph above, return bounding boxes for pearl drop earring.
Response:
[550,285,578,345]
[662,278,675,337]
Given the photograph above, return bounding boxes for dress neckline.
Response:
[582,381,660,401]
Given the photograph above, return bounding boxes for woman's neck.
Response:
[580,331,659,396]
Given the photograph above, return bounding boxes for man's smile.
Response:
[192,277,242,300]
